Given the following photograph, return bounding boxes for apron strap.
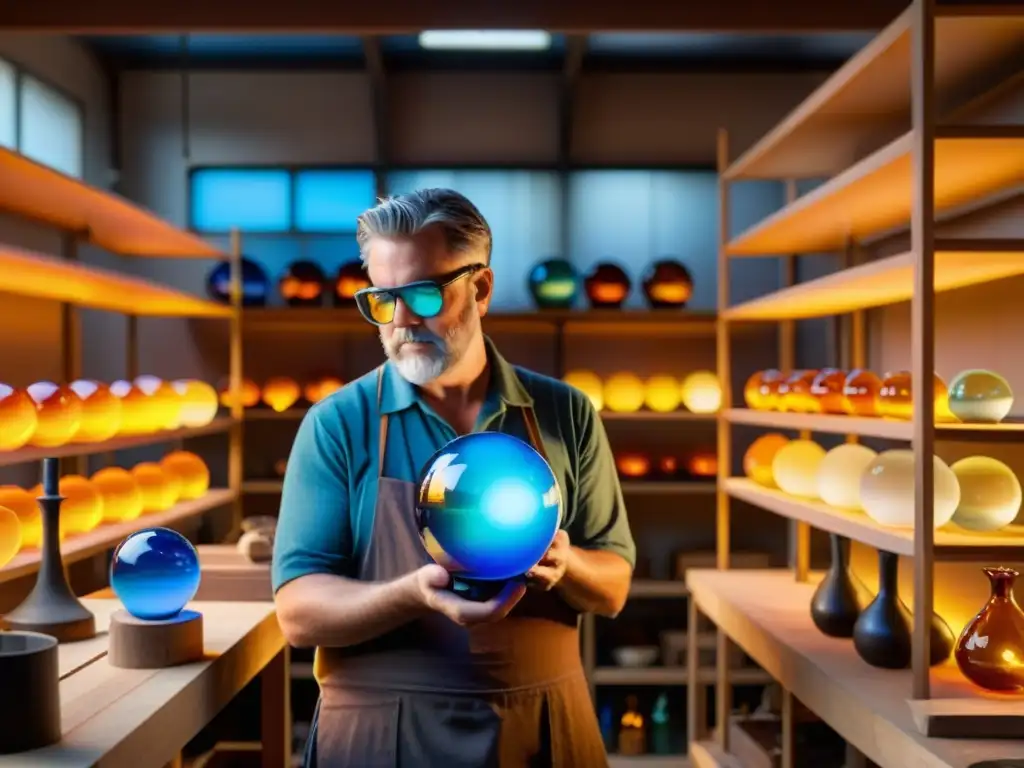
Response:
[519,404,549,462]
[376,366,388,479]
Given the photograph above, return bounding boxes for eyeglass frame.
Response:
[353,263,488,326]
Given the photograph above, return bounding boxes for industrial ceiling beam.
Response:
[361,36,389,198]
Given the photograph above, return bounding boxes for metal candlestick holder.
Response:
[2,457,96,642]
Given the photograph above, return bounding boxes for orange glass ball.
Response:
[687,452,718,478]
[644,375,682,413]
[616,453,651,478]
[605,373,646,413]
[135,374,184,431]
[69,379,123,442]
[110,379,156,435]
[778,370,818,414]
[160,451,210,500]
[0,383,38,450]
[809,369,848,415]
[172,379,220,428]
[0,485,41,549]
[842,369,883,417]
[304,376,344,405]
[218,377,261,409]
[132,462,180,513]
[658,456,679,478]
[878,371,954,422]
[90,467,144,523]
[56,475,104,537]
[262,377,301,412]
[26,381,83,447]
[744,433,790,488]
[743,370,783,411]
[0,504,20,568]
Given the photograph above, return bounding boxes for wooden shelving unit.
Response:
[700,1,1024,765]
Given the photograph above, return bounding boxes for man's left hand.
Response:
[526,530,570,591]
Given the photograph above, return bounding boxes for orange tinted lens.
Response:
[367,293,395,324]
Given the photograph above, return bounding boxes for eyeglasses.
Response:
[354,264,486,326]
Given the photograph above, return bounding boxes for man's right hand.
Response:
[410,565,526,627]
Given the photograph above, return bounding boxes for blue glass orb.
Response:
[110,528,201,620]
[416,432,563,600]
[527,258,579,309]
[206,257,269,307]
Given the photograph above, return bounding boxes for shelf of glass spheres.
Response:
[242,479,716,496]
[245,408,718,423]
[686,569,1024,765]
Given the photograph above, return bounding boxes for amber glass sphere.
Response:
[132,462,180,513]
[778,370,818,414]
[135,374,184,431]
[563,371,604,411]
[657,456,679,479]
[172,379,220,428]
[772,439,827,499]
[605,373,645,413]
[583,262,632,309]
[0,383,38,450]
[0,485,40,549]
[26,381,83,447]
[743,433,790,488]
[950,456,1022,532]
[616,453,651,479]
[743,370,783,411]
[303,376,344,405]
[842,369,883,417]
[160,451,210,500]
[69,379,123,442]
[955,567,1024,692]
[877,371,953,421]
[334,260,371,306]
[262,376,301,412]
[641,259,694,308]
[279,260,326,307]
[218,377,261,409]
[0,504,20,568]
[680,371,722,414]
[810,369,848,415]
[686,451,718,478]
[644,375,681,413]
[90,467,144,523]
[57,475,104,537]
[110,379,156,435]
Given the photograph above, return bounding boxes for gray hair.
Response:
[356,188,492,265]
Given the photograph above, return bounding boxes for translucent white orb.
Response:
[771,439,826,499]
[817,443,878,510]
[951,456,1022,532]
[860,450,960,528]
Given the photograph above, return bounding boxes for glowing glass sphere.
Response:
[111,527,201,620]
[810,369,848,415]
[132,463,180,513]
[687,451,718,477]
[562,370,604,411]
[842,369,883,417]
[644,375,681,413]
[68,379,122,442]
[219,378,261,409]
[950,456,1022,532]
[772,439,826,499]
[0,505,21,568]
[743,433,790,488]
[0,486,40,549]
[90,467,144,523]
[604,373,645,413]
[135,375,184,431]
[680,371,722,414]
[26,381,82,447]
[860,450,960,528]
[262,377,301,413]
[877,371,953,422]
[303,376,344,405]
[778,370,819,414]
[160,451,210,500]
[110,380,156,435]
[948,369,1014,424]
[743,369,784,411]
[57,475,104,537]
[0,383,38,450]
[817,443,878,510]
[415,432,563,598]
[171,379,219,428]
[616,453,651,479]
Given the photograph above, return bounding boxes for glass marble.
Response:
[110,527,201,621]
[743,369,783,411]
[955,566,1024,692]
[160,451,210,501]
[334,260,371,306]
[415,432,563,599]
[279,260,326,307]
[644,375,681,413]
[57,475,104,537]
[772,440,826,499]
[135,375,184,431]
[680,371,721,414]
[26,381,82,447]
[686,451,718,478]
[641,259,694,309]
[604,372,645,413]
[0,383,38,450]
[90,467,144,523]
[657,456,679,479]
[616,453,651,479]
[817,443,878,510]
[743,433,789,488]
[69,379,122,442]
[261,376,301,413]
[583,262,631,308]
[562,371,604,411]
[0,486,40,549]
[810,369,848,415]
[948,369,1014,424]
[206,257,269,307]
[842,369,883,417]
[877,371,953,422]
[132,463,180,513]
[172,379,220,428]
[777,370,818,414]
[303,376,344,405]
[950,456,1022,532]
[110,380,156,435]
[860,450,960,528]
[527,258,579,309]
[0,504,21,568]
[218,377,261,409]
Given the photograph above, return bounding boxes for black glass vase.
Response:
[810,534,871,638]
[852,549,955,669]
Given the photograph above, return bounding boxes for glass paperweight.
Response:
[134,375,184,431]
[68,380,122,442]
[743,433,789,488]
[303,375,344,405]
[527,258,579,309]
[26,381,82,447]
[644,375,681,413]
[955,567,1024,692]
[641,259,693,309]
[562,370,604,411]
[0,486,40,549]
[842,369,883,417]
[809,369,847,415]
[0,503,20,568]
[90,467,144,523]
[816,443,878,510]
[206,257,269,307]
[860,450,960,528]
[0,383,38,451]
[111,528,201,621]
[218,377,261,409]
[583,262,632,308]
[777,370,818,414]
[950,456,1022,532]
[334,260,371,306]
[948,369,1014,424]
[58,475,104,537]
[771,439,826,499]
[132,463,180,513]
[160,451,210,501]
[415,432,563,601]
[172,379,219,428]
[743,369,783,411]
[604,372,645,413]
[261,376,301,413]
[680,371,721,414]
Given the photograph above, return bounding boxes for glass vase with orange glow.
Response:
[69,380,123,442]
[262,377,301,412]
[26,381,83,447]
[809,369,847,415]
[0,383,38,451]
[219,377,261,409]
[110,379,156,435]
[90,467,144,523]
[172,379,220,427]
[303,376,344,406]
[135,375,184,431]
[955,566,1024,692]
[160,451,210,500]
[0,486,41,549]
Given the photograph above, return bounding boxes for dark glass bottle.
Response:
[955,567,1024,692]
[810,534,871,638]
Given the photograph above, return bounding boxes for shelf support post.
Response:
[687,596,707,748]
[228,228,245,537]
[61,233,86,475]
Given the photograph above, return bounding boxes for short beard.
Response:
[382,302,477,386]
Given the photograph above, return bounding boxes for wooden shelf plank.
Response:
[690,741,744,768]
[243,480,284,494]
[723,12,1024,180]
[621,482,716,495]
[727,131,1024,256]
[0,488,237,584]
[687,569,1024,768]
[0,415,236,468]
[630,579,689,598]
[610,756,689,768]
[0,243,232,317]
[592,666,770,686]
[725,477,1024,560]
[0,147,224,258]
[724,240,1024,320]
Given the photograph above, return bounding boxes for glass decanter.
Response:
[955,566,1024,692]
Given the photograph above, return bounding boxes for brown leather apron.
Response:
[304,367,608,767]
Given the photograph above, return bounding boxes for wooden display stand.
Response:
[108,608,205,669]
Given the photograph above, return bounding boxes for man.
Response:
[272,188,635,767]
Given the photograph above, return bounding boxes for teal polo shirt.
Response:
[272,338,636,593]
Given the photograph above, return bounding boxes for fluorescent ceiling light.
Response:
[418,30,552,51]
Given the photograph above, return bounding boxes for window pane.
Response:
[18,74,83,177]
[191,169,292,232]
[294,169,376,232]
[0,59,14,149]
[385,171,562,310]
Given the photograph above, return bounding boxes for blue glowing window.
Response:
[294,169,376,232]
[191,169,292,232]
